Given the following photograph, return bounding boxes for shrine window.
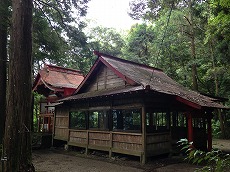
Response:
[112,109,141,132]
[146,111,170,132]
[89,110,109,130]
[69,111,87,129]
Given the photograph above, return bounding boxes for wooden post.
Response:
[172,112,177,127]
[141,106,146,164]
[85,130,89,155]
[109,132,113,158]
[43,117,45,132]
[52,111,56,147]
[187,113,193,145]
[207,116,212,151]
[48,116,51,132]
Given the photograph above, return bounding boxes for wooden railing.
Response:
[68,130,143,156]
[67,129,171,157]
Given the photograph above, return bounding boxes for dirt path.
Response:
[213,139,230,152]
[32,149,199,172]
[33,150,144,172]
[2,139,229,171]
[19,139,230,171]
[31,139,230,172]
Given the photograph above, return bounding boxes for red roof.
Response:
[62,52,226,109]
[33,64,84,92]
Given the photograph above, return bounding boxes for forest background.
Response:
[0,1,230,170]
[33,0,230,139]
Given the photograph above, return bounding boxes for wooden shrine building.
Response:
[32,64,84,133]
[54,52,226,163]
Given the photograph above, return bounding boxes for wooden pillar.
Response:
[38,116,41,132]
[187,113,193,144]
[207,116,212,151]
[52,113,56,147]
[141,106,146,164]
[42,117,45,132]
[85,130,89,155]
[109,132,113,158]
[48,117,51,132]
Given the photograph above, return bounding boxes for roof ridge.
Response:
[94,51,163,72]
[45,64,83,75]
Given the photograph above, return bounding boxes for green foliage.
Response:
[129,0,180,21]
[33,92,44,132]
[32,0,90,73]
[212,120,222,139]
[178,138,230,172]
[87,26,125,57]
[123,23,155,64]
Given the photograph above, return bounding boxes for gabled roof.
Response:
[64,51,226,109]
[33,64,84,92]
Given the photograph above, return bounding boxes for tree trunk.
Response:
[3,0,34,171]
[188,0,198,91]
[210,41,225,138]
[0,0,8,144]
[210,41,218,96]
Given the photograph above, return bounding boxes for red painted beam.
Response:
[64,88,76,96]
[176,96,201,109]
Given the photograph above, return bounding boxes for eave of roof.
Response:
[40,77,64,92]
[61,86,144,102]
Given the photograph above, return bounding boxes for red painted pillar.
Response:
[207,117,212,151]
[187,113,193,144]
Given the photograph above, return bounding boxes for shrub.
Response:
[178,139,230,172]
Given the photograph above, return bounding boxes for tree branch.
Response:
[184,15,191,25]
[34,0,67,44]
[36,0,67,28]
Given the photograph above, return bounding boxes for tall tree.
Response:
[32,0,90,72]
[187,0,198,91]
[129,0,200,91]
[3,0,34,171]
[87,26,125,57]
[123,23,155,64]
[0,0,9,144]
[204,0,230,138]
